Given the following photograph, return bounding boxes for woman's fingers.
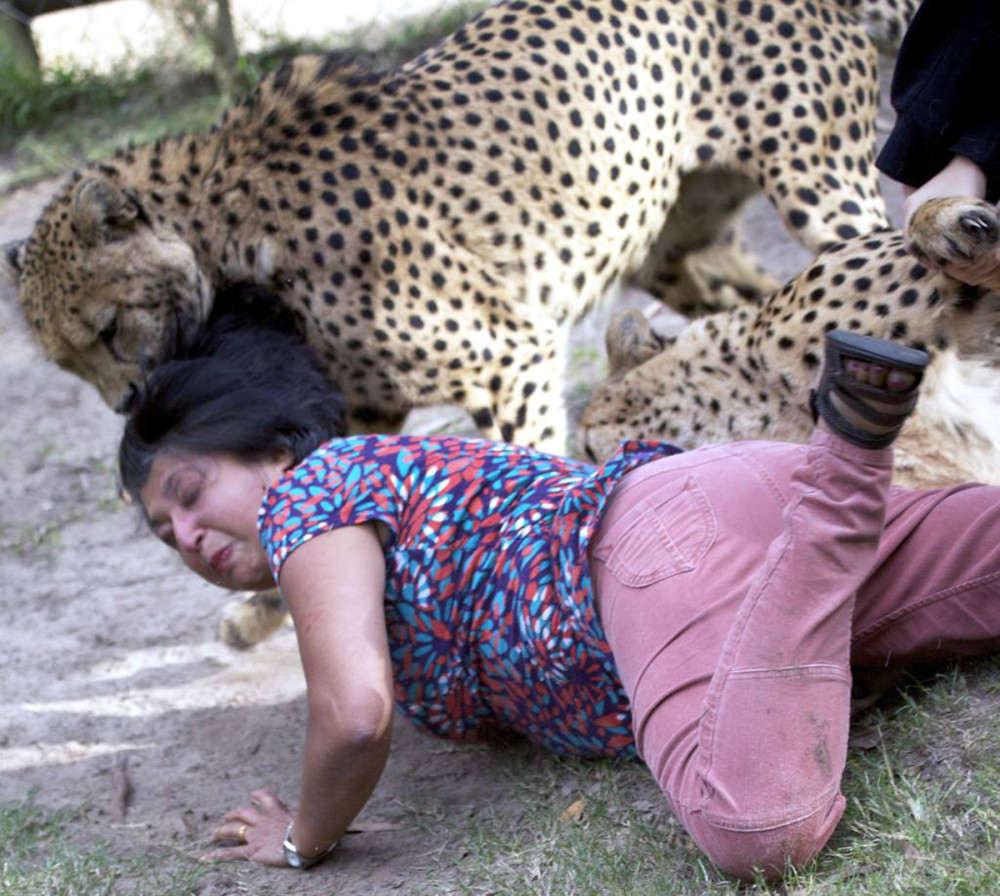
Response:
[221,806,257,824]
[944,250,1000,285]
[212,820,251,843]
[248,788,285,811]
[202,841,287,866]
[214,803,261,841]
[204,790,294,866]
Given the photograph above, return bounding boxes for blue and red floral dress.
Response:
[257,435,679,758]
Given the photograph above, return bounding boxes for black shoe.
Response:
[810,330,930,450]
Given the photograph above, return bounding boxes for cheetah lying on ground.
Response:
[581,197,1000,490]
[3,0,892,456]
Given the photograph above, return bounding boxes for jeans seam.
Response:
[727,663,850,682]
[852,569,1000,645]
[692,786,841,833]
[606,450,740,506]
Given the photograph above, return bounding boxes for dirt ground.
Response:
[0,67,905,894]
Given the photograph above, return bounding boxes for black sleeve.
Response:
[876,0,1000,201]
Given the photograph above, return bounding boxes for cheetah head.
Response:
[2,175,211,412]
[578,309,668,461]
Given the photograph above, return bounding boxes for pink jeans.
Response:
[590,430,1000,879]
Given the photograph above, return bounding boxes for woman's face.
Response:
[140,451,288,591]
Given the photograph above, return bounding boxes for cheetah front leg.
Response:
[906,198,1000,292]
[457,313,568,453]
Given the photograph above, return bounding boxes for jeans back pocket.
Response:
[595,475,716,588]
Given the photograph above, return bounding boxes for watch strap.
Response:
[282,823,338,870]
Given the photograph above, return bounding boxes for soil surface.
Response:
[0,66,904,895]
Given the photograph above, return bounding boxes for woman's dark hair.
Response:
[119,284,347,502]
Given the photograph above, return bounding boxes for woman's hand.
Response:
[207,789,294,866]
[901,154,988,233]
[900,156,1000,287]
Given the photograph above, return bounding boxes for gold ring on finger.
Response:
[237,824,248,841]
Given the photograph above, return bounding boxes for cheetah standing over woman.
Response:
[4,0,889,454]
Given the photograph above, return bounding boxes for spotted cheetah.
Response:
[580,197,1000,490]
[836,0,918,52]
[3,0,892,457]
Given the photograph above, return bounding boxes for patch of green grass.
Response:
[0,80,227,192]
[569,345,607,373]
[425,661,1000,895]
[420,758,731,896]
[0,796,206,896]
[0,70,229,193]
[6,516,69,556]
[0,60,154,140]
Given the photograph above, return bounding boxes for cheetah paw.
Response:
[907,197,1000,276]
[217,589,289,650]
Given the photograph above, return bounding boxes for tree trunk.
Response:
[0,5,40,77]
[213,0,238,76]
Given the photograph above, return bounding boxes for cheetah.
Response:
[835,0,918,52]
[580,197,1000,490]
[3,0,892,458]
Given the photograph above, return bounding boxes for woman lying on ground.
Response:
[119,303,1000,880]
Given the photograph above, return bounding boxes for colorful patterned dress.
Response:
[257,435,680,758]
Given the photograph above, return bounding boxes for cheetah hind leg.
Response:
[682,234,779,310]
[217,589,289,650]
[634,170,778,317]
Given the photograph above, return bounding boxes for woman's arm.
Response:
[210,522,393,866]
[284,522,393,855]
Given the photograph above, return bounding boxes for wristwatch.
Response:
[282,823,338,870]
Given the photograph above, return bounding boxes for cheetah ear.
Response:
[0,239,28,285]
[72,177,147,247]
[605,307,665,377]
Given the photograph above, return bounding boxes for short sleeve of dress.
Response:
[256,438,403,580]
